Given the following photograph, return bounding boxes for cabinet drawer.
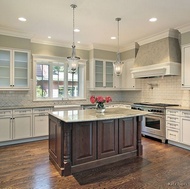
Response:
[13,109,32,115]
[33,108,51,114]
[166,129,180,142]
[166,121,180,129]
[0,110,12,116]
[166,109,180,116]
[166,115,180,122]
[181,111,190,118]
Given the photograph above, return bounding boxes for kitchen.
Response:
[1,0,190,188]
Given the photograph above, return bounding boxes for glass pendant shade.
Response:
[67,4,80,73]
[67,45,80,73]
[113,52,124,76]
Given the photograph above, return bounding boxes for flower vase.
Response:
[96,103,105,113]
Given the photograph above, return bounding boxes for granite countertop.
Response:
[0,105,54,110]
[166,106,190,111]
[49,108,150,123]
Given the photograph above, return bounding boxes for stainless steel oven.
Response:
[131,102,179,143]
[142,114,165,142]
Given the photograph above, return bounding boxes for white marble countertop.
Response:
[49,108,150,123]
[166,106,190,111]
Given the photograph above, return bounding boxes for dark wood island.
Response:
[49,108,149,176]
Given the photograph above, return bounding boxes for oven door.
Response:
[142,114,165,137]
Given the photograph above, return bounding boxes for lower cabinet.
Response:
[12,109,33,140]
[166,109,190,148]
[0,116,12,142]
[72,122,96,165]
[0,107,52,145]
[119,117,137,153]
[181,116,190,146]
[97,119,118,159]
[33,108,51,137]
[13,115,32,139]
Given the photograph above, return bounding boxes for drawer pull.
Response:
[169,133,176,137]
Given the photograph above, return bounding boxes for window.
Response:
[33,55,86,100]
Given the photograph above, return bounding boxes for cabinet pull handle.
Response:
[169,133,176,136]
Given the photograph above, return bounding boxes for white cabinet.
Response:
[33,108,51,137]
[122,59,137,89]
[181,44,190,88]
[166,109,180,142]
[181,111,190,145]
[12,109,32,139]
[0,48,30,90]
[90,59,114,89]
[0,110,12,142]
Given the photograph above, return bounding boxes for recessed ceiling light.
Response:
[77,41,80,43]
[18,17,26,22]
[149,17,157,22]
[74,28,80,32]
[48,36,51,39]
[111,37,116,40]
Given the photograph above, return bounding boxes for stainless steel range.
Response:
[131,102,179,143]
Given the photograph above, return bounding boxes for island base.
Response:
[49,115,143,176]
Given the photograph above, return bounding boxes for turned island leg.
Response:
[63,124,72,176]
[137,116,143,156]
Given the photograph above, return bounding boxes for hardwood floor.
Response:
[0,137,190,189]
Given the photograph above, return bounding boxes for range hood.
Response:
[131,29,181,78]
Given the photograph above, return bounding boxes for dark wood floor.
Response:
[0,137,190,189]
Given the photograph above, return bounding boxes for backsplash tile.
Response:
[0,76,190,108]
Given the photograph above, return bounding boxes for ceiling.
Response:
[0,0,190,50]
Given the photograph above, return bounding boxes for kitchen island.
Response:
[49,108,149,176]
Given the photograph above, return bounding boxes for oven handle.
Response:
[145,114,164,119]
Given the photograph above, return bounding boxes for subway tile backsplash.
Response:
[0,76,190,107]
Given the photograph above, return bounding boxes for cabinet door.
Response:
[97,119,118,159]
[13,50,29,88]
[0,117,12,141]
[119,117,137,153]
[182,45,190,88]
[95,60,104,87]
[13,115,32,139]
[123,59,136,89]
[181,118,190,145]
[72,122,96,165]
[33,114,49,137]
[0,49,11,87]
[105,61,113,87]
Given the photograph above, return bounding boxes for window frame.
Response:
[33,54,86,101]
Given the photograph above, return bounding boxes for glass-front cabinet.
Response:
[91,59,113,89]
[0,48,30,90]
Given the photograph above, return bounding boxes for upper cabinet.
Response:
[0,48,30,90]
[122,59,137,89]
[94,60,113,88]
[90,59,114,90]
[89,58,140,91]
[181,44,190,88]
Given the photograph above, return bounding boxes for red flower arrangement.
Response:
[90,95,112,109]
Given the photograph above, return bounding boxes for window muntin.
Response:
[34,58,85,100]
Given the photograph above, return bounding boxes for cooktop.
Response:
[133,102,179,107]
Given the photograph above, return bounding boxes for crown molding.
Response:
[0,26,33,39]
[89,43,117,52]
[176,24,190,34]
[31,38,91,50]
[136,28,180,46]
[120,42,139,52]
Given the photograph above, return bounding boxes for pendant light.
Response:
[67,4,80,73]
[113,18,124,76]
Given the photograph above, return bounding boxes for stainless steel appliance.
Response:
[131,102,179,143]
